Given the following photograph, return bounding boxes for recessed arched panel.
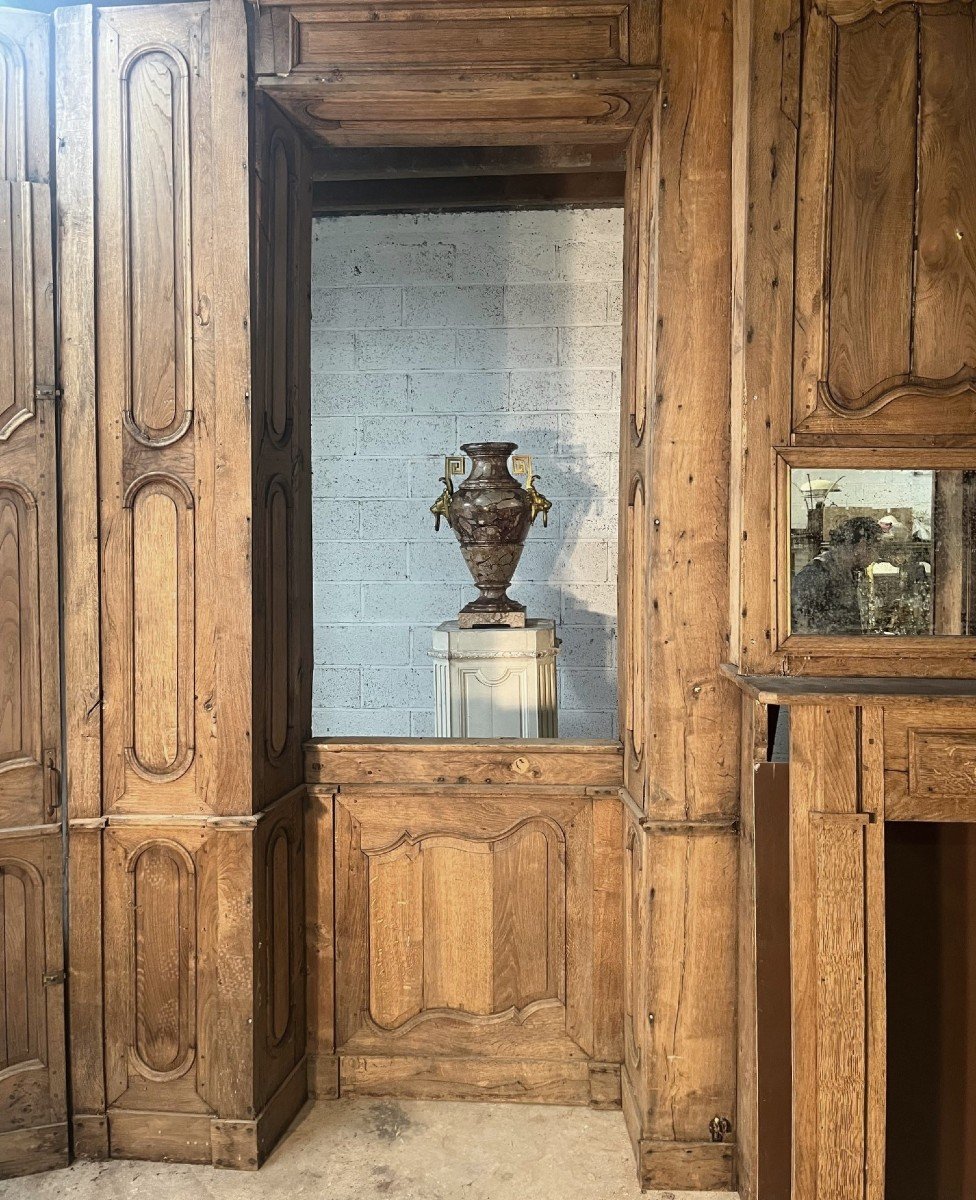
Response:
[266,827,292,1045]
[125,475,195,781]
[128,840,195,1080]
[265,479,291,761]
[0,484,39,767]
[0,860,44,1071]
[266,134,294,447]
[121,46,193,446]
[0,35,26,182]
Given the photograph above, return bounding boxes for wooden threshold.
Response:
[305,736,623,787]
[721,664,976,706]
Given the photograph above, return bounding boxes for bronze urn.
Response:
[431,442,551,628]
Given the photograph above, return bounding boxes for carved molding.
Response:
[0,482,41,768]
[0,33,27,182]
[0,181,37,443]
[264,477,292,763]
[824,0,974,26]
[0,857,44,1072]
[817,368,976,418]
[124,839,197,1083]
[119,43,194,448]
[123,474,196,783]
[263,131,296,449]
[265,824,294,1048]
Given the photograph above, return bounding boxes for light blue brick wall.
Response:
[311,208,623,739]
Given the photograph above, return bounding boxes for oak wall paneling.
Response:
[40,0,741,1184]
[623,0,739,1185]
[0,5,68,1177]
[732,0,976,679]
[58,0,309,1168]
[793,0,976,441]
[306,741,623,1108]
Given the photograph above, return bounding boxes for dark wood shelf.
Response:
[721,663,976,706]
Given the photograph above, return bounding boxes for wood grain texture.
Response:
[258,69,659,147]
[96,2,217,818]
[305,787,335,1096]
[913,10,976,384]
[0,831,66,1161]
[328,777,621,1105]
[305,738,622,787]
[0,9,50,186]
[788,704,887,1200]
[55,9,107,1138]
[793,2,976,437]
[0,11,65,1178]
[251,0,659,68]
[252,92,313,812]
[826,11,917,407]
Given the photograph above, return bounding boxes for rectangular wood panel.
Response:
[913,10,976,381]
[329,782,620,1102]
[827,12,917,405]
[793,1,976,437]
[273,3,631,73]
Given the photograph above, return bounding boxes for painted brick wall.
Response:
[310,208,623,739]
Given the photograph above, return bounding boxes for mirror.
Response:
[788,468,976,636]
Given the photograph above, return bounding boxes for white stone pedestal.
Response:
[431,619,559,738]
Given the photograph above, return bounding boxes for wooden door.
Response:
[0,7,68,1179]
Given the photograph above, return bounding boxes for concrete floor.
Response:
[0,1099,739,1200]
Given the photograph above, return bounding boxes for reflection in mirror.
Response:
[789,469,976,637]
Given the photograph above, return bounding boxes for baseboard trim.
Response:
[637,1138,735,1191]
[107,1109,213,1165]
[308,1051,339,1099]
[212,1056,309,1169]
[102,1056,308,1170]
[72,1113,109,1159]
[339,1054,619,1107]
[0,1122,69,1179]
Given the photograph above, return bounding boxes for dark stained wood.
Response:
[885,822,976,1200]
[309,142,627,181]
[753,762,791,1200]
[311,171,626,215]
[723,666,976,705]
[259,68,660,148]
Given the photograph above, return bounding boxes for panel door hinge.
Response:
[45,755,62,820]
[43,970,65,987]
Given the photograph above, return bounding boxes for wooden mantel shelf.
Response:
[721,664,976,706]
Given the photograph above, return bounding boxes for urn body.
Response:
[448,442,533,627]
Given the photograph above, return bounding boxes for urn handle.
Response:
[430,455,467,532]
[512,454,552,528]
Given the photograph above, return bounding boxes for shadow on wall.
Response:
[309,207,623,740]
